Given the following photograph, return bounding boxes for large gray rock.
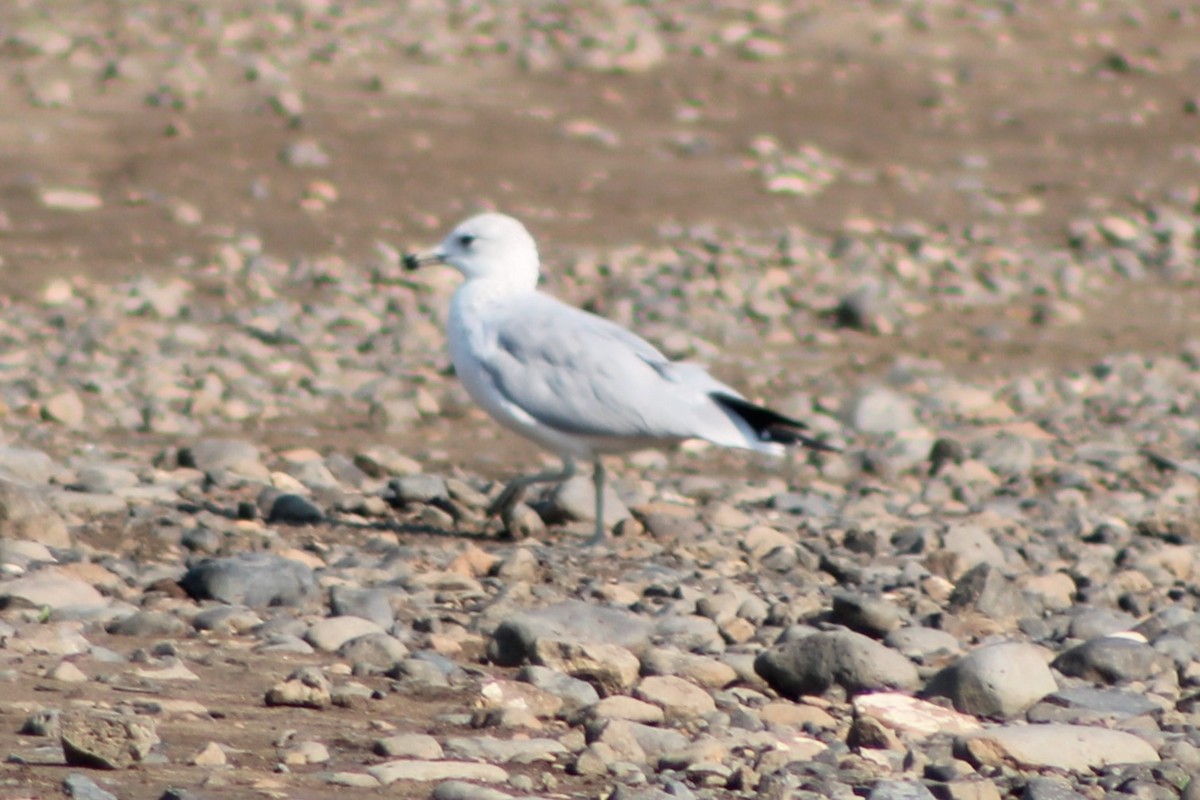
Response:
[329,585,394,628]
[442,735,567,763]
[60,711,159,770]
[367,760,508,786]
[831,592,904,637]
[949,563,1034,620]
[177,438,267,479]
[305,616,385,652]
[545,474,630,527]
[926,641,1057,718]
[0,568,106,611]
[755,630,919,698]
[531,639,640,696]
[1051,635,1169,684]
[1027,686,1161,725]
[179,554,317,607]
[959,723,1159,772]
[62,773,118,800]
[487,600,653,666]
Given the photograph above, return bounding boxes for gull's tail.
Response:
[710,393,840,453]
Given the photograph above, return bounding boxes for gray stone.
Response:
[387,657,450,688]
[62,773,117,800]
[1051,635,1169,684]
[488,600,653,666]
[940,524,1006,575]
[949,563,1033,620]
[1027,686,1160,724]
[443,735,567,763]
[305,616,385,652]
[280,138,330,167]
[1067,608,1138,640]
[519,664,600,716]
[47,490,128,517]
[337,632,409,669]
[389,474,449,505]
[884,627,963,666]
[191,606,263,634]
[926,641,1057,718]
[867,781,936,800]
[70,465,140,494]
[329,585,394,628]
[374,733,444,759]
[265,666,331,709]
[0,568,106,610]
[545,474,630,526]
[531,639,641,696]
[972,432,1036,476]
[1021,777,1086,800]
[589,718,688,762]
[367,760,508,786]
[654,614,725,654]
[0,446,58,484]
[587,695,664,724]
[634,675,716,721]
[834,281,889,333]
[60,711,159,769]
[431,781,516,800]
[105,611,187,637]
[43,390,86,427]
[0,479,71,548]
[179,554,316,607]
[639,648,737,688]
[493,547,539,581]
[177,439,266,479]
[22,708,62,737]
[267,493,324,524]
[755,630,919,698]
[959,723,1159,772]
[831,593,903,637]
[844,387,919,435]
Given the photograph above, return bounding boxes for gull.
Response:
[404,213,836,545]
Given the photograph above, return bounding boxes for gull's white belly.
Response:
[448,289,598,459]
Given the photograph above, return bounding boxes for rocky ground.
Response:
[2,1,1200,799]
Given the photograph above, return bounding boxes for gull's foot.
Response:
[585,519,610,547]
[486,483,524,520]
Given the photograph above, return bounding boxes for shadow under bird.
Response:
[404,212,837,545]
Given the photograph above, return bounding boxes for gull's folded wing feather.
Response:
[476,294,757,447]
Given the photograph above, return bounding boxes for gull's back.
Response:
[451,287,776,457]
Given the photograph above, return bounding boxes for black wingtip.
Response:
[711,392,840,452]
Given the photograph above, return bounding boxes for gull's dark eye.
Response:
[457,234,476,248]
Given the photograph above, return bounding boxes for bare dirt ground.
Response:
[1,2,1200,798]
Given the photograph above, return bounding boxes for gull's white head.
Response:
[405,213,540,289]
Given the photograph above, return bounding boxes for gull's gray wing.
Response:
[477,293,726,441]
